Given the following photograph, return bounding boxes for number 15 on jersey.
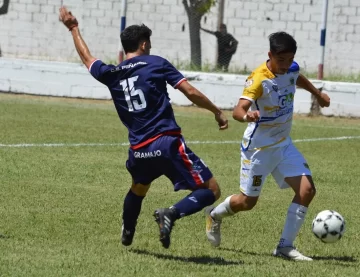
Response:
[119,76,147,112]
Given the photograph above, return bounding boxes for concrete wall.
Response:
[1,58,360,117]
[0,0,360,74]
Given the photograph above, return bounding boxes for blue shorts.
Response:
[126,135,213,191]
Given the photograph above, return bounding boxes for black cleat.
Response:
[121,225,135,246]
[153,208,176,249]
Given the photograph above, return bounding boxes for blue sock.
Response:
[172,189,216,219]
[122,190,145,230]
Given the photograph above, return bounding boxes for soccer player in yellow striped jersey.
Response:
[205,32,331,261]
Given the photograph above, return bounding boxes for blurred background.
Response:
[0,0,359,78]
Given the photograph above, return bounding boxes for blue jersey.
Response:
[89,55,186,148]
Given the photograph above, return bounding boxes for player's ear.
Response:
[268,51,272,59]
[138,40,144,52]
[140,40,149,53]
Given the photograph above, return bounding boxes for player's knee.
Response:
[206,178,221,200]
[304,185,316,200]
[211,183,221,200]
[301,180,316,198]
[231,193,258,212]
[131,183,150,197]
[295,183,316,206]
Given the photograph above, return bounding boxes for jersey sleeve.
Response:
[288,61,300,73]
[288,61,300,83]
[89,59,116,86]
[162,59,186,88]
[241,72,263,102]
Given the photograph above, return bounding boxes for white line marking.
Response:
[293,123,360,131]
[0,136,360,148]
[293,136,360,142]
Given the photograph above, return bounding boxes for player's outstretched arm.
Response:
[177,81,228,130]
[297,73,330,108]
[59,7,96,69]
[233,99,260,123]
[200,27,215,35]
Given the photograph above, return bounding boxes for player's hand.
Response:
[215,111,228,130]
[316,90,330,108]
[59,6,78,31]
[245,110,260,122]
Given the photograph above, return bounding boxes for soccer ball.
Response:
[312,210,345,243]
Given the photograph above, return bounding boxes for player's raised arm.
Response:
[177,81,228,130]
[200,27,216,35]
[59,7,96,69]
[296,73,330,108]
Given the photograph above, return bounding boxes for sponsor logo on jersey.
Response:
[276,107,293,116]
[278,93,294,109]
[134,150,162,159]
[245,79,253,88]
[121,61,148,70]
[191,162,204,174]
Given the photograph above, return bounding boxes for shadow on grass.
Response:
[220,247,358,265]
[0,233,9,239]
[311,256,357,262]
[219,247,269,258]
[129,249,244,266]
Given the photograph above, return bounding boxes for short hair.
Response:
[268,32,297,55]
[120,24,152,54]
[220,23,226,29]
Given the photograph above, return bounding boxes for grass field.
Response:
[1,93,360,277]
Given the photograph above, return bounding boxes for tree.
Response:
[0,0,10,16]
[182,0,216,69]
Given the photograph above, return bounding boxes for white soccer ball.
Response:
[312,210,345,243]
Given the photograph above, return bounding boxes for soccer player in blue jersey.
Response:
[59,7,228,249]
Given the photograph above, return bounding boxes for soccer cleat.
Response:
[272,246,313,261]
[205,206,222,247]
[121,224,135,246]
[153,208,176,249]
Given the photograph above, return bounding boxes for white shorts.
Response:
[240,143,312,197]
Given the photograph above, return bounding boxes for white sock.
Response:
[279,202,308,248]
[210,195,235,220]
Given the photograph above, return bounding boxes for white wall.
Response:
[0,0,360,74]
[1,58,360,117]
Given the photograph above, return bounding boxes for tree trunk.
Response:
[187,14,202,70]
[0,0,10,15]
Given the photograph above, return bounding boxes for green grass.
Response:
[1,93,360,276]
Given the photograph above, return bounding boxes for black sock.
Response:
[122,190,145,230]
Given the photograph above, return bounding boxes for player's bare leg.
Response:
[206,192,258,247]
[154,177,221,249]
[122,181,150,246]
[273,175,316,261]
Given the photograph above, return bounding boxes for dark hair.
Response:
[268,32,297,55]
[120,24,152,54]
